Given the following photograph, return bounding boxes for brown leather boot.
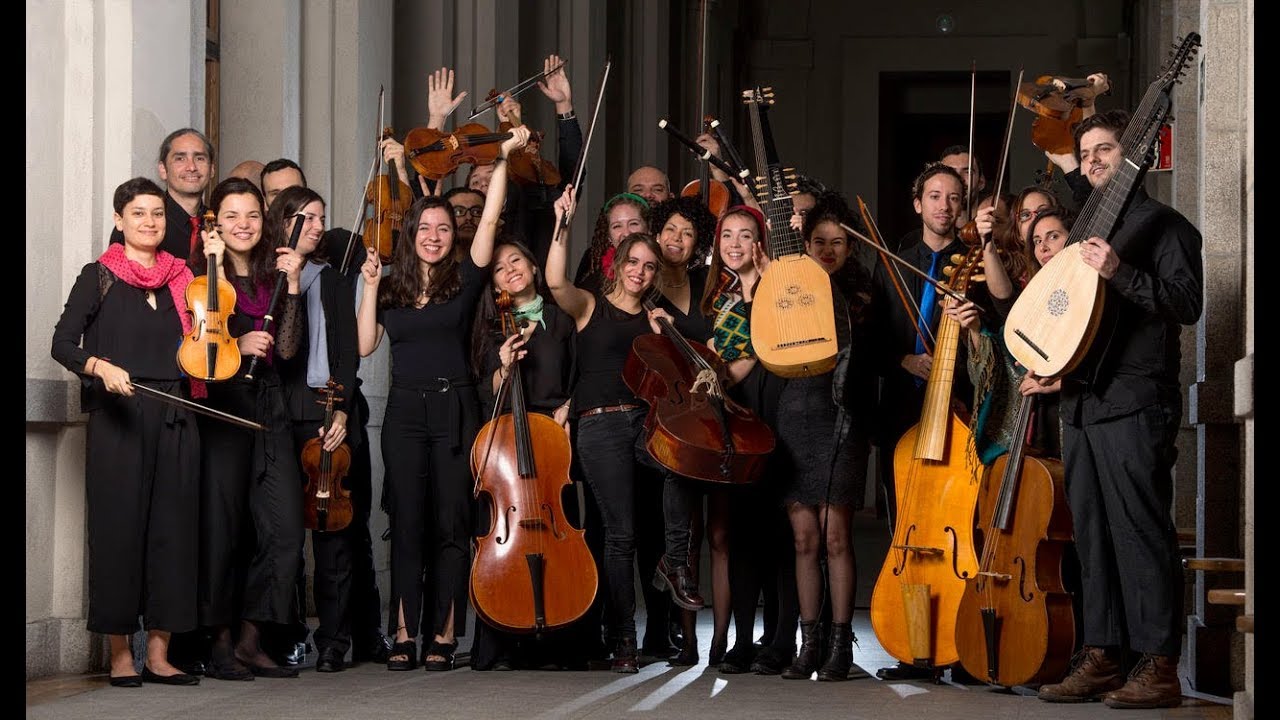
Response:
[1037,646,1124,702]
[1103,654,1182,709]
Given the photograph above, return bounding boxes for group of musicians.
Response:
[51,53,1201,712]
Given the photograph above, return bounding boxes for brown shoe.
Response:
[652,556,704,611]
[1038,646,1124,702]
[1103,654,1182,709]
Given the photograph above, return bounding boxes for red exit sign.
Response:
[1149,124,1174,172]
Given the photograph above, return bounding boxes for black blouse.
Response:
[481,302,575,414]
[51,263,185,412]
[277,265,361,429]
[654,265,712,344]
[573,293,652,412]
[377,256,486,386]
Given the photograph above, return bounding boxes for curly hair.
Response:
[379,196,463,309]
[647,195,716,270]
[991,185,1062,285]
[1072,109,1130,160]
[583,193,650,291]
[911,162,966,201]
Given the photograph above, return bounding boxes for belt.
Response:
[579,403,641,418]
[392,377,471,393]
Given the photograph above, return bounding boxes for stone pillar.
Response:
[219,0,301,173]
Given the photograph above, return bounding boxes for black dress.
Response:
[51,263,201,635]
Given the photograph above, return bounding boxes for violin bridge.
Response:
[315,490,331,499]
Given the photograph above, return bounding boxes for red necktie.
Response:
[189,215,201,256]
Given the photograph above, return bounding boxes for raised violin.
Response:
[470,292,597,633]
[484,89,562,187]
[1017,73,1110,187]
[301,379,353,533]
[621,289,775,484]
[176,211,241,381]
[869,243,984,672]
[363,126,412,263]
[403,124,513,181]
[955,392,1074,686]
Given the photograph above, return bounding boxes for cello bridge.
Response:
[314,490,330,499]
[518,518,547,530]
[892,544,944,555]
[691,368,722,398]
[977,571,1012,581]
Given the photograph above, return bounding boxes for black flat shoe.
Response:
[668,645,698,667]
[876,661,938,682]
[141,667,200,685]
[718,644,755,674]
[204,659,254,681]
[109,675,142,688]
[245,663,299,678]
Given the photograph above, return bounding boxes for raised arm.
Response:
[545,185,593,323]
[470,127,530,269]
[356,248,385,357]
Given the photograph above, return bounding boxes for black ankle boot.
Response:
[817,622,854,681]
[781,621,821,680]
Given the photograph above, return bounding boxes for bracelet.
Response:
[493,155,507,166]
[88,357,99,376]
[557,110,576,121]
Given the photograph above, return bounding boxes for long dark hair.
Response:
[192,177,273,291]
[1025,207,1075,277]
[469,238,548,379]
[583,193,650,289]
[802,192,872,318]
[700,206,766,317]
[379,195,462,309]
[265,185,327,263]
[604,232,663,297]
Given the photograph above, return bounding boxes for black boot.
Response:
[781,621,821,680]
[817,622,854,681]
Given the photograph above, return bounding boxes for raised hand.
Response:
[537,54,572,113]
[427,67,467,127]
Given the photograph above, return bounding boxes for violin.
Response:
[485,89,562,187]
[621,290,775,484]
[1017,74,1109,185]
[363,127,412,263]
[403,123,513,181]
[469,292,597,633]
[301,379,353,533]
[679,117,731,218]
[176,211,241,381]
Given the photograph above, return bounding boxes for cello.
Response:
[300,379,354,533]
[176,211,241,381]
[955,391,1074,686]
[869,242,984,673]
[621,286,775,484]
[469,292,597,633]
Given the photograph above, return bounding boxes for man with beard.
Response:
[444,187,485,253]
[626,165,674,208]
[110,128,214,260]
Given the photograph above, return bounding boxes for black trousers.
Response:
[85,381,200,635]
[381,384,478,640]
[1062,402,1183,657]
[196,377,304,628]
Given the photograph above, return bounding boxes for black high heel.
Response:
[422,639,458,671]
[386,640,417,671]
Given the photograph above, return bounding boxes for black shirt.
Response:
[573,293,652,411]
[51,263,185,412]
[482,303,576,414]
[109,191,204,261]
[378,256,486,386]
[277,265,361,433]
[654,265,712,344]
[1061,189,1203,424]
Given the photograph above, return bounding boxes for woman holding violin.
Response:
[467,237,584,671]
[50,177,203,687]
[546,185,674,673]
[268,186,367,673]
[357,127,529,672]
[189,177,306,681]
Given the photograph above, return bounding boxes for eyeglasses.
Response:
[452,206,484,219]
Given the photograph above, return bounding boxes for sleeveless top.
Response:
[573,292,652,412]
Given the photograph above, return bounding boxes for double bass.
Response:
[301,379,354,533]
[469,292,597,633]
[955,391,1074,686]
[869,243,984,673]
[621,287,775,484]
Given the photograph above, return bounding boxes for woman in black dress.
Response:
[357,127,529,671]
[190,177,306,681]
[51,177,203,687]
[546,186,672,673]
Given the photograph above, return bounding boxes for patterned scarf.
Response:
[513,293,546,329]
[97,243,206,398]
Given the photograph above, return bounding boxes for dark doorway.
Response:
[877,71,1010,250]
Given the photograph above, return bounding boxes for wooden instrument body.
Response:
[176,252,242,382]
[363,174,411,263]
[404,123,510,181]
[469,410,597,633]
[622,333,775,484]
[870,412,981,667]
[1002,243,1106,377]
[301,440,353,533]
[749,254,839,378]
[955,453,1075,686]
[680,179,729,218]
